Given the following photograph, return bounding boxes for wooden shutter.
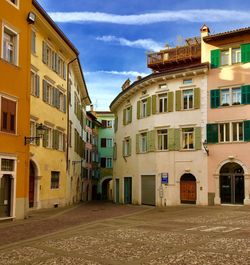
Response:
[168,128,175,151]
[63,133,66,151]
[211,49,221,68]
[42,41,47,64]
[147,130,156,152]
[194,87,200,109]
[113,143,117,160]
[244,120,250,141]
[147,97,151,116]
[35,123,40,146]
[241,85,250,104]
[137,101,141,119]
[128,138,132,156]
[123,109,126,125]
[52,130,57,149]
[35,75,40,97]
[63,94,66,113]
[1,97,16,133]
[114,115,118,132]
[207,124,218,143]
[210,89,220,108]
[122,140,125,156]
[152,95,157,114]
[168,91,174,112]
[43,127,48,148]
[194,127,202,150]
[42,80,47,102]
[174,128,180,151]
[129,106,132,123]
[31,31,36,53]
[241,43,250,63]
[175,90,181,111]
[136,134,140,153]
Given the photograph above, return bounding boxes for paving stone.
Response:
[33,256,103,265]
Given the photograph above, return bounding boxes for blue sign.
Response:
[161,173,168,184]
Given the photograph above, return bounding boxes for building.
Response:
[28,0,79,209]
[67,58,91,205]
[110,38,209,206]
[0,0,32,219]
[96,111,115,200]
[201,25,250,205]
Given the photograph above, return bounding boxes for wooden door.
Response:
[180,180,196,204]
[29,163,35,208]
[124,177,132,204]
[0,175,11,217]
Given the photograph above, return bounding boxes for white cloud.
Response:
[96,35,162,52]
[85,70,149,77]
[49,10,250,25]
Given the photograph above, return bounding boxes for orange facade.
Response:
[0,0,32,219]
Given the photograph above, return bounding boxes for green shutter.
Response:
[194,87,200,109]
[136,134,140,153]
[168,91,174,112]
[43,127,48,148]
[42,80,47,102]
[210,89,220,108]
[42,41,47,64]
[194,127,202,150]
[35,123,40,146]
[211,49,221,68]
[114,115,118,132]
[168,128,175,151]
[174,129,180,151]
[152,95,157,114]
[175,90,181,111]
[147,130,156,152]
[147,97,151,116]
[52,129,57,149]
[137,101,141,119]
[123,109,126,125]
[129,106,132,123]
[241,85,250,104]
[244,120,250,141]
[113,143,117,160]
[241,43,250,63]
[122,140,125,156]
[128,138,132,156]
[207,124,218,143]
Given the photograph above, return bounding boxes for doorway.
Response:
[124,177,132,204]
[220,162,244,204]
[0,175,12,217]
[180,173,196,204]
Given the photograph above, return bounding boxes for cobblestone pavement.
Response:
[0,203,250,265]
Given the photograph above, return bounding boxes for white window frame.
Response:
[221,49,230,66]
[158,93,168,113]
[106,138,113,148]
[219,123,230,143]
[220,87,241,106]
[6,0,19,9]
[232,122,243,142]
[124,138,130,156]
[232,47,241,64]
[30,121,37,145]
[106,157,112,168]
[157,129,168,150]
[140,133,147,153]
[183,79,192,85]
[182,89,194,110]
[182,128,194,150]
[58,131,64,151]
[125,106,131,124]
[141,99,147,118]
[2,24,19,66]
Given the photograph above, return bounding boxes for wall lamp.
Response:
[27,12,36,24]
[203,140,209,156]
[24,123,46,145]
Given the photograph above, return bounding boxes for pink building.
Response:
[201,25,250,205]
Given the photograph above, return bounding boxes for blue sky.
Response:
[38,0,250,110]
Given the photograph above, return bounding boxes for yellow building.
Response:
[29,0,79,209]
[0,0,32,219]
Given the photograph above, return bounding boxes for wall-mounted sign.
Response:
[161,173,168,184]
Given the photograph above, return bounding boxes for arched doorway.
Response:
[0,175,12,217]
[220,162,244,204]
[180,173,196,204]
[101,178,112,200]
[29,160,38,208]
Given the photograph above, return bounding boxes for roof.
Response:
[32,0,79,55]
[204,26,250,42]
[95,111,114,115]
[110,62,209,111]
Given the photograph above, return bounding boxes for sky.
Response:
[37,0,250,110]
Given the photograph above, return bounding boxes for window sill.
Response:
[0,131,17,136]
[0,58,19,69]
[6,0,19,9]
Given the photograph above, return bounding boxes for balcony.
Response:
[147,44,201,72]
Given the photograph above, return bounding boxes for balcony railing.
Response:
[147,44,201,68]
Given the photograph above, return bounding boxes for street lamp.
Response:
[24,123,46,145]
[203,140,209,156]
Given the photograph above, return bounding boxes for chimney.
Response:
[90,104,94,111]
[136,76,142,81]
[122,78,131,91]
[200,24,210,38]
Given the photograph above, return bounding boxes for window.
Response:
[30,121,37,145]
[232,48,241,64]
[123,138,131,157]
[51,171,60,189]
[221,89,230,106]
[159,93,168,113]
[221,49,229,66]
[140,132,147,153]
[31,30,36,54]
[141,99,147,118]
[101,138,106,147]
[219,123,230,143]
[1,158,14,171]
[31,71,40,97]
[159,83,167,89]
[183,79,192,85]
[69,121,72,147]
[58,131,64,151]
[8,0,18,6]
[107,120,113,128]
[182,128,194,150]
[232,88,241,105]
[107,138,113,147]
[43,126,52,148]
[106,158,112,168]
[1,96,16,134]
[157,129,168,150]
[2,26,18,65]
[100,157,106,168]
[232,122,243,142]
[125,106,132,124]
[183,89,193,110]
